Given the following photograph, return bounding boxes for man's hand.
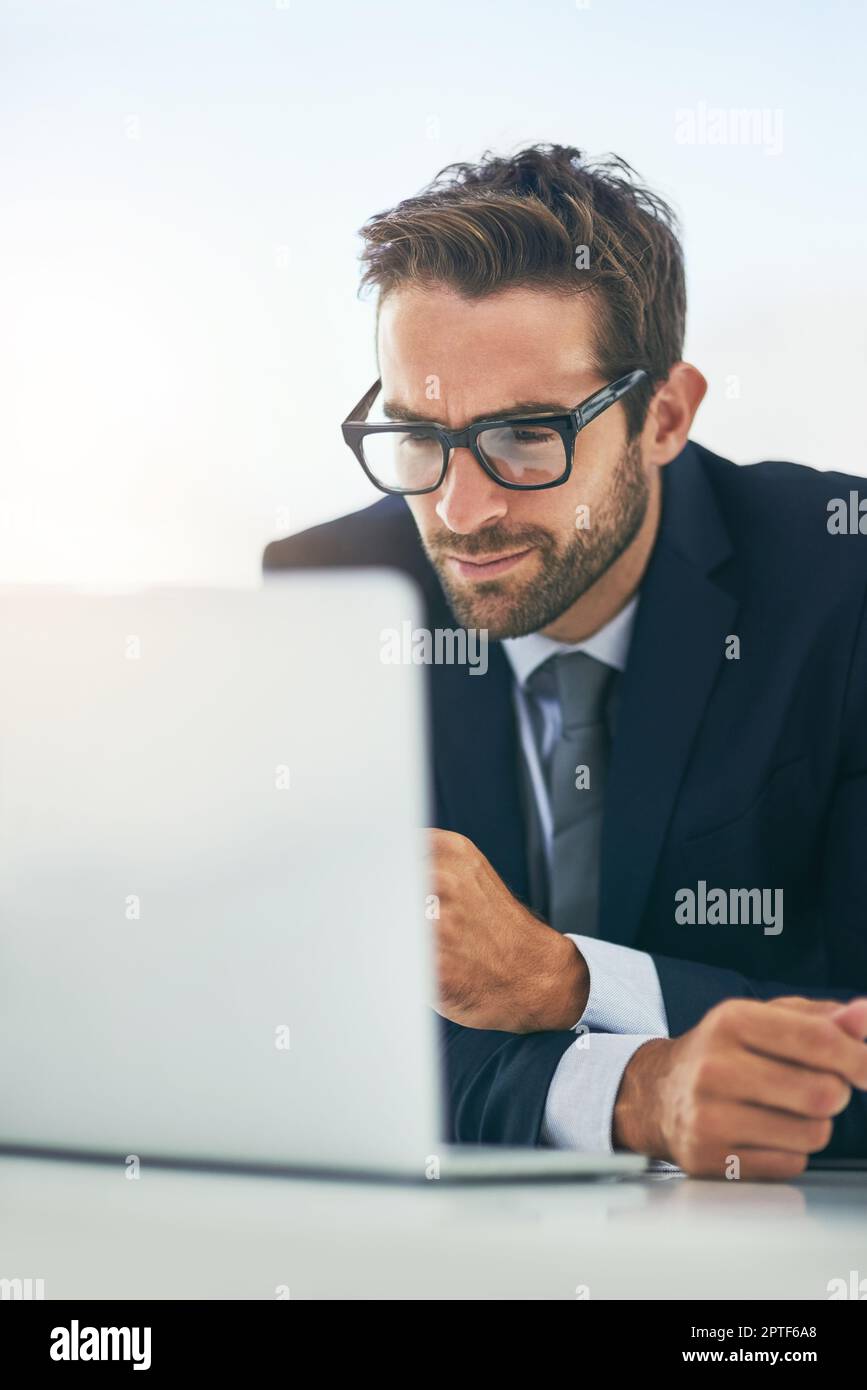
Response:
[427,828,588,1032]
[613,996,867,1179]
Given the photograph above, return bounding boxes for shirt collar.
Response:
[501,593,639,689]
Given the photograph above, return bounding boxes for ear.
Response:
[641,362,707,466]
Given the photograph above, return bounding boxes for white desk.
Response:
[2,1154,866,1299]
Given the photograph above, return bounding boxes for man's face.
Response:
[377,284,652,640]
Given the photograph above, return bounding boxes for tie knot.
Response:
[528,650,614,733]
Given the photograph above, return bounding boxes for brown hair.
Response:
[357,143,686,436]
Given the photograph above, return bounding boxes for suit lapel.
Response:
[428,638,530,906]
[599,450,737,947]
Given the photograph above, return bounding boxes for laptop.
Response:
[0,574,645,1182]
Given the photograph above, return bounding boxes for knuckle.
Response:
[691,1054,724,1094]
[705,999,740,1034]
[432,828,457,852]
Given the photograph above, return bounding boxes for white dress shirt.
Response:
[501,596,672,1155]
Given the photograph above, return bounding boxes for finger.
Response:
[708,1101,832,1157]
[724,1003,867,1089]
[831,999,867,1040]
[770,996,849,1015]
[695,1149,809,1182]
[719,1052,851,1118]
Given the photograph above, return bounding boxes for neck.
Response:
[540,469,662,644]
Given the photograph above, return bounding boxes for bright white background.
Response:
[1,0,864,586]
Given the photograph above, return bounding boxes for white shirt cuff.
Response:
[565,933,671,1036]
[539,1033,657,1153]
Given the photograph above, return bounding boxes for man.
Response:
[264,143,867,1178]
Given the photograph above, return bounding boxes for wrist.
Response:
[612,1037,673,1157]
[535,930,589,1032]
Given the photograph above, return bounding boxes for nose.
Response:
[435,447,509,535]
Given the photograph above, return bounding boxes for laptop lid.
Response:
[0,573,443,1176]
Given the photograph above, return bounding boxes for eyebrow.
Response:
[381,399,571,426]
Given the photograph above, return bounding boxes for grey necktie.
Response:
[526,651,615,936]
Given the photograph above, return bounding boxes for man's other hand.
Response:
[613,996,867,1178]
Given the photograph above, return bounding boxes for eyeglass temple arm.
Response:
[578,369,649,426]
[343,378,382,425]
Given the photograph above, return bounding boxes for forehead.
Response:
[376,284,600,413]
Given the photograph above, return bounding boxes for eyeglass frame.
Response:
[341,368,650,496]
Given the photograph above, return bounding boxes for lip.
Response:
[446,547,533,580]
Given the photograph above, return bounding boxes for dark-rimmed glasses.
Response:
[341,369,649,496]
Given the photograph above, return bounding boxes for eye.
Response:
[403,429,433,444]
[509,427,558,444]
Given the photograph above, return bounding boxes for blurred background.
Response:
[1,0,864,587]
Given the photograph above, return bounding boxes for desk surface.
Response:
[2,1154,866,1300]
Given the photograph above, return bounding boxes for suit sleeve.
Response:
[439,1017,578,1145]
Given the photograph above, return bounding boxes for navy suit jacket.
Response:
[264,441,867,1158]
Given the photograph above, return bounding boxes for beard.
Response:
[421,437,649,640]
